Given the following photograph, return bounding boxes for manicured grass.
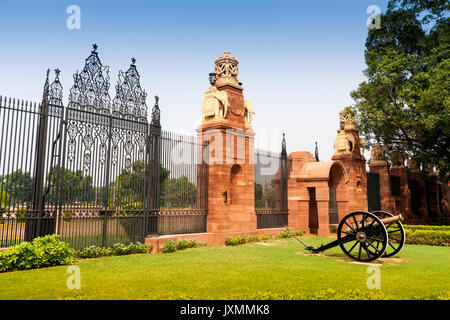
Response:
[0,237,449,300]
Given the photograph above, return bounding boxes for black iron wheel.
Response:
[371,211,405,257]
[337,211,388,262]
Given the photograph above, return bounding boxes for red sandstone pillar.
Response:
[370,160,395,212]
[390,165,412,219]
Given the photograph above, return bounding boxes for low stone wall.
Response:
[145,228,289,253]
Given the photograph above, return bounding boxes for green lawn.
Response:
[0,237,449,300]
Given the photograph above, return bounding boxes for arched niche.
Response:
[230,164,243,205]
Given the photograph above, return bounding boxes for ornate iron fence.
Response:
[254,134,288,229]
[0,45,208,249]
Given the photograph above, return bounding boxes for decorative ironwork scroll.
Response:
[48,69,63,107]
[68,44,111,112]
[112,58,148,121]
[66,44,111,170]
[151,95,160,127]
[111,58,149,167]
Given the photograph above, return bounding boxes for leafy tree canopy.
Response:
[0,170,32,205]
[161,176,196,209]
[351,0,450,181]
[46,166,94,205]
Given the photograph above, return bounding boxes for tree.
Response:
[351,0,450,181]
[0,170,33,206]
[0,190,10,214]
[115,161,169,208]
[161,176,197,209]
[255,183,264,208]
[254,182,275,209]
[45,166,95,205]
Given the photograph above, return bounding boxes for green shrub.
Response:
[176,239,197,251]
[161,240,177,253]
[131,242,149,254]
[99,247,113,256]
[295,230,305,237]
[261,234,272,242]
[62,209,73,222]
[0,235,74,272]
[79,246,102,259]
[79,242,149,259]
[225,235,247,246]
[4,242,39,270]
[112,243,133,255]
[0,251,12,272]
[278,228,293,238]
[247,235,260,243]
[404,229,450,246]
[15,208,28,219]
[32,234,75,267]
[404,225,450,232]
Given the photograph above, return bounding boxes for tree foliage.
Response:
[255,182,275,209]
[115,160,169,208]
[45,166,95,205]
[0,170,32,205]
[0,190,10,213]
[161,176,197,209]
[351,0,450,181]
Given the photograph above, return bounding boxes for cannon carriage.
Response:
[299,211,406,262]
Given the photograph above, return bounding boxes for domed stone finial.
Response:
[214,51,241,89]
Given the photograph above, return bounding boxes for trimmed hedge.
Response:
[78,242,151,259]
[404,228,450,246]
[404,225,450,232]
[0,235,75,273]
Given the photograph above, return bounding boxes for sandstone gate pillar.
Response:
[198,52,257,235]
[331,107,368,215]
[369,143,395,213]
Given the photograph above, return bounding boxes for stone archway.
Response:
[288,155,350,236]
[328,162,348,223]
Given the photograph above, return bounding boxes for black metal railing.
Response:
[256,209,288,229]
[0,46,208,250]
[254,134,289,229]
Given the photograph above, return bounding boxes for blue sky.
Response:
[0,0,389,160]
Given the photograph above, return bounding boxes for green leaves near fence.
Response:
[0,234,75,273]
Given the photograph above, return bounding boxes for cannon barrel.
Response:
[373,214,404,227]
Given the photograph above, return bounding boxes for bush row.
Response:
[78,242,152,259]
[404,224,450,232]
[404,228,450,246]
[160,239,202,253]
[0,235,75,272]
[224,229,304,246]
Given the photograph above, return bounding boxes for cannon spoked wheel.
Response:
[337,211,388,262]
[371,211,405,257]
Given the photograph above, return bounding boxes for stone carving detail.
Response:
[391,149,405,166]
[201,86,230,122]
[334,130,357,155]
[371,142,388,162]
[214,51,241,88]
[244,100,255,125]
[339,107,356,130]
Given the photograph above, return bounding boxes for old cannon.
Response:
[296,211,405,262]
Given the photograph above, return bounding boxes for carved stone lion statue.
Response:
[201,87,230,121]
